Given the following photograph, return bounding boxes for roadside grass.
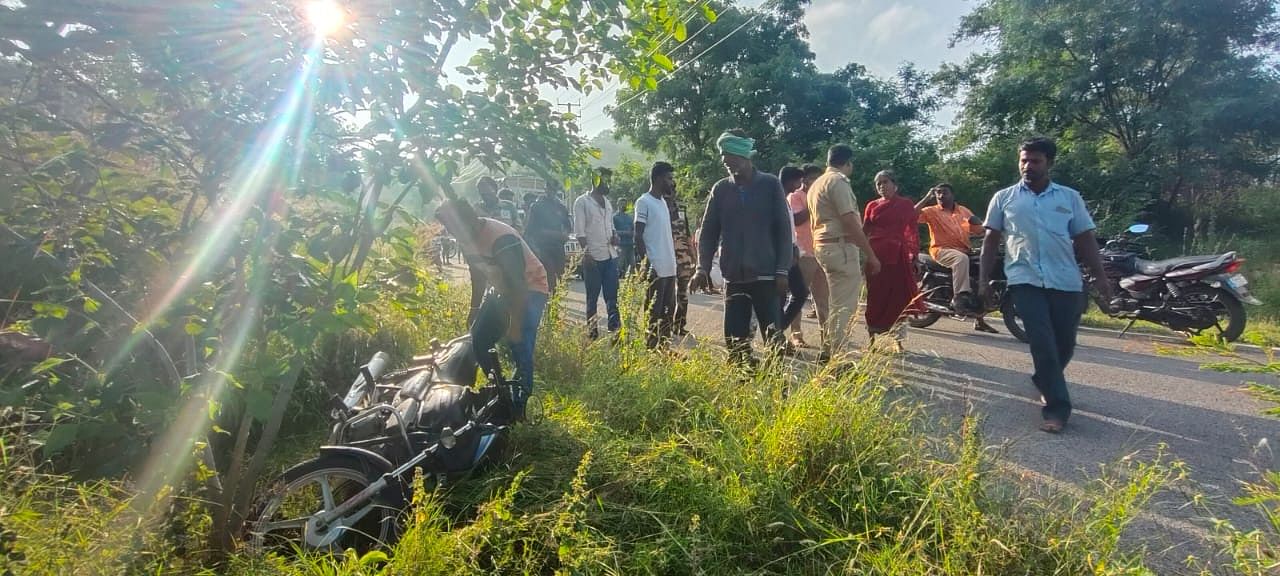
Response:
[2,275,1275,575]
[1077,309,1280,347]
[224,278,1182,575]
[0,435,205,574]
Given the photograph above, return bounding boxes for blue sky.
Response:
[561,0,987,137]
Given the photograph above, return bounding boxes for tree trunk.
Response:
[230,360,304,535]
[211,408,254,552]
[345,179,385,276]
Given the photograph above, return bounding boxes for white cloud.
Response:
[867,4,930,46]
[803,0,978,76]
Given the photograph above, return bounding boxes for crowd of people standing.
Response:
[438,134,1109,434]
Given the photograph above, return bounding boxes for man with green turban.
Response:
[690,130,793,366]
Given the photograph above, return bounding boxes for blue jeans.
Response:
[472,290,548,409]
[583,256,620,333]
[779,262,809,333]
[509,291,548,407]
[1009,285,1086,422]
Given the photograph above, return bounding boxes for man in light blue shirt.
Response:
[979,137,1113,434]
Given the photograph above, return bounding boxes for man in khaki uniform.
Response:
[806,144,881,360]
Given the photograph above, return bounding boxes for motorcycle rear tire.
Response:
[908,312,942,329]
[1193,287,1247,343]
[248,454,402,554]
[1000,298,1029,343]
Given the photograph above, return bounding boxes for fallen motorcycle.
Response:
[1001,224,1261,342]
[247,331,519,553]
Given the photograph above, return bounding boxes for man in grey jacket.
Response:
[690,130,793,366]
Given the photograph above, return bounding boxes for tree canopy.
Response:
[0,0,712,551]
[942,0,1280,236]
[608,1,938,196]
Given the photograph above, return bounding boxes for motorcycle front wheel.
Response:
[1000,298,1029,343]
[247,454,401,555]
[908,312,942,329]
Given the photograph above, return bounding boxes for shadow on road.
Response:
[913,327,1253,387]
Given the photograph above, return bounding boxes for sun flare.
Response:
[304,0,345,37]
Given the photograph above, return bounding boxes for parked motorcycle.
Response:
[247,332,520,553]
[909,248,1027,342]
[1000,224,1261,343]
[1084,224,1260,342]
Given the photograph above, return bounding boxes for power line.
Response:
[577,1,718,114]
[579,10,762,127]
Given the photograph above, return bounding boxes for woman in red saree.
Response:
[863,170,921,351]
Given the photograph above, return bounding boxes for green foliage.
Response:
[4,284,1260,574]
[943,0,1280,243]
[610,2,938,197]
[1156,338,1280,573]
[0,437,204,574]
[1217,470,1280,575]
[0,0,715,555]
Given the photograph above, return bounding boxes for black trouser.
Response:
[532,243,565,296]
[724,280,783,363]
[1009,285,1086,423]
[779,262,809,334]
[645,274,677,349]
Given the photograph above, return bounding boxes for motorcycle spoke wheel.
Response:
[248,456,397,555]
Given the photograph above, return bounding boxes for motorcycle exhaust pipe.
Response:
[923,301,952,314]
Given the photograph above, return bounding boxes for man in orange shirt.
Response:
[438,198,549,419]
[917,183,998,333]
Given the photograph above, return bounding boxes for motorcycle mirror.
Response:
[1127,223,1150,235]
[439,427,457,449]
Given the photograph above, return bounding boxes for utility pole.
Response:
[557,101,581,116]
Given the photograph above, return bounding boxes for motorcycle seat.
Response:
[1135,252,1234,276]
[431,335,479,388]
[414,383,473,431]
[387,382,475,449]
[917,253,952,272]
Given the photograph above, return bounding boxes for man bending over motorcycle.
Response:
[917,183,998,333]
[437,199,549,420]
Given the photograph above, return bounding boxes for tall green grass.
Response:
[220,278,1182,575]
[3,275,1274,574]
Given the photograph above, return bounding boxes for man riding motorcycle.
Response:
[916,183,999,333]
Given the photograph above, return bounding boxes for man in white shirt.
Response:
[635,162,679,349]
[572,168,620,339]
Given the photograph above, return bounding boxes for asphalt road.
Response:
[445,264,1277,571]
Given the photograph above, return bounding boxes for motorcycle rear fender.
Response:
[1204,274,1263,306]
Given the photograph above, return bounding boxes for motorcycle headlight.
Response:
[439,427,457,450]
